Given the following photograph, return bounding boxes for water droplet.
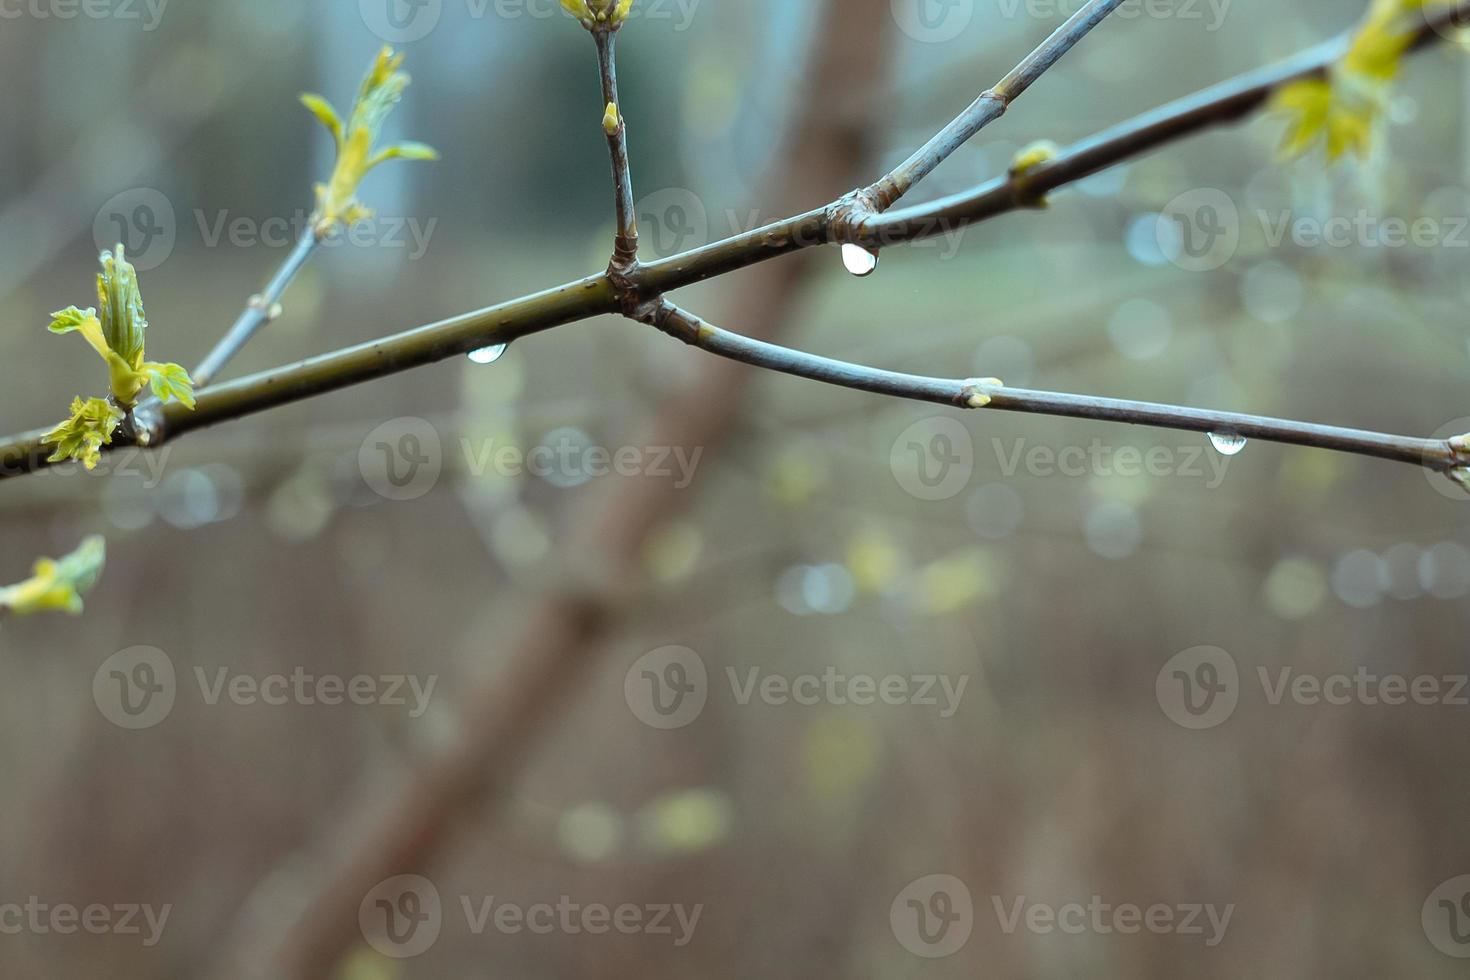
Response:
[1208,431,1248,457]
[468,343,508,365]
[840,243,879,277]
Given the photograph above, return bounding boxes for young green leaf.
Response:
[41,397,126,470]
[141,361,196,409]
[0,536,106,617]
[46,247,196,417]
[302,47,439,235]
[1272,0,1460,161]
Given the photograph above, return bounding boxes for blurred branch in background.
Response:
[240,1,895,976]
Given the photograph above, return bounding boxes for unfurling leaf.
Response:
[1272,0,1460,161]
[41,397,125,470]
[0,536,106,617]
[304,47,438,235]
[47,247,197,415]
[141,361,196,409]
[562,0,635,29]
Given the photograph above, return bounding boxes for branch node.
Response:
[124,400,166,449]
[827,188,883,249]
[959,377,1005,409]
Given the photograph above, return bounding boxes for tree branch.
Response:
[863,0,1129,212]
[647,300,1470,479]
[190,229,324,388]
[0,274,616,478]
[594,29,639,269]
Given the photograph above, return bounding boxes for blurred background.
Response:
[2,0,1470,976]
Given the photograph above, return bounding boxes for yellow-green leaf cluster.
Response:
[0,536,106,617]
[1272,0,1455,160]
[561,0,635,29]
[301,47,439,235]
[42,397,126,470]
[43,247,195,468]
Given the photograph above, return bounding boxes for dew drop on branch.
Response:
[840,243,879,278]
[1208,431,1248,457]
[468,343,508,365]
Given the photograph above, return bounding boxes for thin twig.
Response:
[647,300,1469,474]
[191,230,324,388]
[594,30,639,269]
[863,0,1128,212]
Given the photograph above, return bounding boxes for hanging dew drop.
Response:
[468,343,508,365]
[840,243,879,277]
[1208,431,1248,457]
